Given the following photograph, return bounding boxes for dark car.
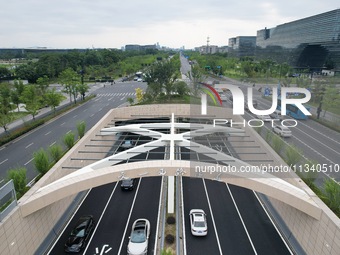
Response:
[121,178,135,191]
[64,215,94,253]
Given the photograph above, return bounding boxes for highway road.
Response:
[2,56,336,255]
[0,81,147,183]
[47,116,293,255]
[220,85,340,182]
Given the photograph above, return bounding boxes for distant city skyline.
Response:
[0,1,339,49]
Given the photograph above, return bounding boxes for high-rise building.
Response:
[255,9,340,70]
[228,36,256,58]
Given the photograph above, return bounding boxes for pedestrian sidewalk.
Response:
[0,83,101,138]
[0,97,72,137]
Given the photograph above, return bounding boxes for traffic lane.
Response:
[255,97,340,159]
[243,112,335,179]
[0,88,130,181]
[258,95,340,145]
[182,177,221,255]
[204,179,255,254]
[243,111,338,166]
[228,184,292,255]
[84,179,141,255]
[295,120,340,151]
[119,176,162,255]
[48,183,117,255]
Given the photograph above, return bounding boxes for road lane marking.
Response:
[60,122,66,126]
[253,192,294,255]
[226,183,258,254]
[24,158,33,166]
[202,179,223,255]
[117,178,143,255]
[293,125,340,156]
[82,182,119,255]
[245,111,336,178]
[293,134,336,165]
[153,176,164,255]
[0,159,8,165]
[46,189,93,254]
[297,121,340,145]
[25,142,34,149]
[44,131,51,136]
[180,176,187,255]
[49,141,56,147]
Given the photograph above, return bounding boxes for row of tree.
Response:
[1,49,170,83]
[5,121,85,199]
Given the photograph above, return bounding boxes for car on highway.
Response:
[189,209,208,236]
[272,125,292,137]
[270,110,283,120]
[64,215,94,253]
[127,219,150,255]
[256,114,272,122]
[122,140,134,150]
[121,178,135,191]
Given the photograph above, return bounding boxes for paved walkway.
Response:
[0,83,102,138]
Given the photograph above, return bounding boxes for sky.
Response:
[0,0,339,50]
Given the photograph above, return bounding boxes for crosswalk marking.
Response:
[97,93,136,97]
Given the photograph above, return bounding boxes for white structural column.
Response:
[168,113,175,214]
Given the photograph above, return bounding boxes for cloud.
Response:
[0,0,338,48]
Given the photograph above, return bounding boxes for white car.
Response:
[273,125,292,137]
[127,219,150,255]
[256,114,272,122]
[189,209,208,236]
[270,110,283,120]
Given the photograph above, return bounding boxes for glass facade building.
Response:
[255,9,340,70]
[228,36,256,58]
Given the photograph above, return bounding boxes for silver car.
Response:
[127,219,150,255]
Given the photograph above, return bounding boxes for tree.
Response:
[0,83,11,115]
[48,144,64,163]
[63,131,75,149]
[20,85,41,119]
[33,148,50,175]
[6,167,27,198]
[322,178,340,215]
[135,87,144,103]
[36,75,50,96]
[0,66,11,79]
[144,59,179,100]
[284,145,303,167]
[77,83,89,100]
[76,121,86,138]
[59,68,79,104]
[322,85,340,117]
[0,113,13,134]
[11,80,25,111]
[187,64,203,96]
[45,88,64,114]
[173,81,190,96]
